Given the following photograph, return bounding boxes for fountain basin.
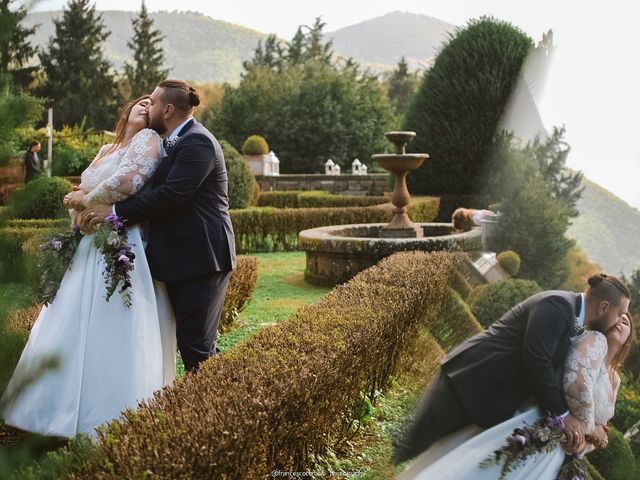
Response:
[300,223,481,286]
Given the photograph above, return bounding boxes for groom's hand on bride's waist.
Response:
[561,413,587,453]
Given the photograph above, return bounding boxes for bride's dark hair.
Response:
[99,95,150,159]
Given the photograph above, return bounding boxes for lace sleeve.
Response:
[562,331,608,434]
[84,129,162,205]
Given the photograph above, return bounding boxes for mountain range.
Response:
[22,10,454,83]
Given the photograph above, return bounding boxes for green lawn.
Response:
[219,251,330,350]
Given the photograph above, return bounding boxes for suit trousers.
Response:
[393,368,472,464]
[166,271,232,372]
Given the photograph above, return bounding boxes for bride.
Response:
[0,96,176,439]
[398,312,634,479]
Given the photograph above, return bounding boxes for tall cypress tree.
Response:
[0,0,39,87]
[39,0,116,129]
[124,2,169,98]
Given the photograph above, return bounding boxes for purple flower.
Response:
[117,254,130,264]
[52,240,63,251]
[514,435,527,446]
[546,416,565,429]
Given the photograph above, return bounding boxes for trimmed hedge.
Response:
[428,288,483,352]
[219,256,258,332]
[4,176,72,220]
[257,190,391,209]
[232,198,439,253]
[469,279,542,327]
[257,190,304,208]
[449,269,472,300]
[40,252,456,479]
[297,191,390,208]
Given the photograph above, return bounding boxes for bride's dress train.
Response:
[0,128,176,438]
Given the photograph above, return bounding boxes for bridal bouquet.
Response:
[39,214,135,308]
[38,224,84,305]
[93,213,135,307]
[480,414,587,480]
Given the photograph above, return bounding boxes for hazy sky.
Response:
[30,0,640,209]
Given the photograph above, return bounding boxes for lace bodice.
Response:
[80,128,163,206]
[562,331,618,434]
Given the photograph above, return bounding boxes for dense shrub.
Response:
[241,135,269,156]
[219,256,258,332]
[449,269,472,300]
[297,191,390,208]
[469,279,542,327]
[257,190,304,208]
[404,17,533,195]
[214,21,394,174]
[587,426,636,479]
[4,176,72,219]
[560,247,601,293]
[497,250,521,276]
[231,198,439,253]
[257,190,391,209]
[220,140,260,209]
[428,288,483,352]
[34,252,456,479]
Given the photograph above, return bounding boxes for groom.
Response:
[82,80,236,372]
[394,274,630,464]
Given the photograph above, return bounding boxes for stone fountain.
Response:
[299,131,482,286]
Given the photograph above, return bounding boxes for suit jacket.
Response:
[24,150,40,183]
[442,290,582,428]
[115,120,236,283]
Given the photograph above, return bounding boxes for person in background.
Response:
[452,207,496,232]
[24,140,42,183]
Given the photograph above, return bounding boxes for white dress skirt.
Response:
[1,129,176,438]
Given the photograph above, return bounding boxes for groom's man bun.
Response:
[587,273,630,305]
[157,79,200,113]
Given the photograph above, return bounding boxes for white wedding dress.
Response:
[0,128,176,438]
[398,331,618,479]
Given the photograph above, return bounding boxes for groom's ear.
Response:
[597,300,610,317]
[163,103,175,119]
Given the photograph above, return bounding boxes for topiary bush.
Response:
[587,426,636,479]
[469,279,542,327]
[4,176,72,219]
[404,17,533,196]
[449,269,472,300]
[219,256,258,332]
[429,288,483,352]
[497,250,521,276]
[220,140,260,209]
[241,134,269,156]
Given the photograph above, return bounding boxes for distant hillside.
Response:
[327,11,455,71]
[22,10,268,83]
[568,177,640,276]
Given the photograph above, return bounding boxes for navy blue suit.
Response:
[116,120,236,371]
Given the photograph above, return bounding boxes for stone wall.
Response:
[256,173,391,196]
